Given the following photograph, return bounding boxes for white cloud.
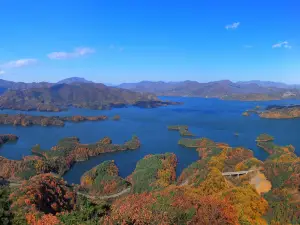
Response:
[48,47,95,59]
[0,70,5,75]
[3,58,37,68]
[225,22,240,30]
[272,41,292,49]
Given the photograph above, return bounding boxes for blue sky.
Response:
[0,0,299,84]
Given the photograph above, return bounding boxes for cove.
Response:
[0,97,300,184]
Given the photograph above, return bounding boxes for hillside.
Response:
[0,79,52,94]
[118,80,300,100]
[0,83,177,111]
[57,77,93,84]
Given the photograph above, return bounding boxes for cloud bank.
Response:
[3,58,37,68]
[48,47,95,59]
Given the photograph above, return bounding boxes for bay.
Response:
[0,97,299,184]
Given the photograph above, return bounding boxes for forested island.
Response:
[0,132,299,224]
[259,105,300,119]
[0,114,108,127]
[0,135,140,181]
[168,125,194,136]
[242,105,300,119]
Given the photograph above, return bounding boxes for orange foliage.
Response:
[26,213,60,225]
[110,193,156,224]
[188,196,239,225]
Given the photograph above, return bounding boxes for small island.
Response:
[259,105,300,119]
[112,115,120,121]
[0,134,19,145]
[168,125,194,136]
[242,111,250,116]
[0,114,108,127]
[256,133,274,142]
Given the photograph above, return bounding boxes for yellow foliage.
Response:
[208,149,227,171]
[81,175,93,187]
[156,169,173,187]
[34,160,46,172]
[221,185,268,225]
[198,167,232,196]
[235,158,263,171]
[277,154,296,163]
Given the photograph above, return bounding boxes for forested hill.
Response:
[119,80,300,100]
[0,83,177,111]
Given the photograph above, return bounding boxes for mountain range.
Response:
[118,80,300,100]
[1,77,300,101]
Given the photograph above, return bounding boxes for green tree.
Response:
[0,186,12,225]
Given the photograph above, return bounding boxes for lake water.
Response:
[0,97,300,184]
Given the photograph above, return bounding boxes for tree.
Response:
[0,186,12,225]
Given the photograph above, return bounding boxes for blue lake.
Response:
[0,97,300,184]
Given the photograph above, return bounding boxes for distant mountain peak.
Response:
[57,77,93,84]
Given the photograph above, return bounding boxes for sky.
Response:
[0,0,299,84]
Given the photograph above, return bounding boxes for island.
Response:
[0,135,140,181]
[168,125,194,136]
[0,83,181,112]
[259,105,300,119]
[256,133,275,142]
[80,160,130,196]
[0,134,18,145]
[112,115,120,121]
[0,114,108,127]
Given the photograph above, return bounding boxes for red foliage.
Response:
[10,174,76,215]
[188,196,239,225]
[26,213,60,225]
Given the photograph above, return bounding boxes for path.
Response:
[8,181,131,200]
[77,187,131,200]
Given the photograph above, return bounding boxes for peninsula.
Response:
[0,114,108,127]
[259,105,300,119]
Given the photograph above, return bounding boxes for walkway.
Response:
[222,169,258,177]
[77,187,131,200]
